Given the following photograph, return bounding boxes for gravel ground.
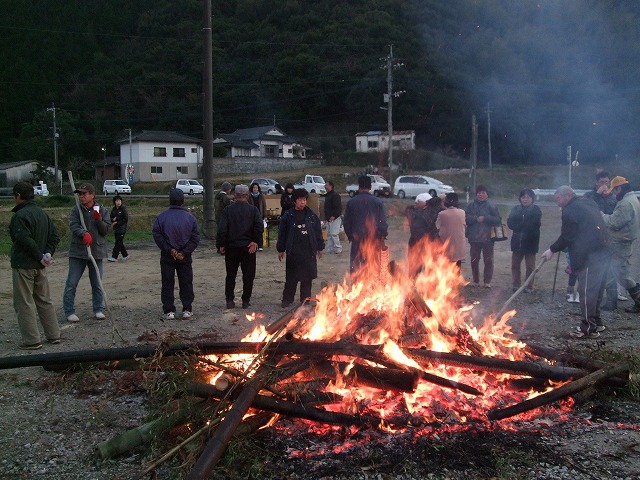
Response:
[1,202,639,479]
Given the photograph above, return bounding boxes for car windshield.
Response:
[371,175,387,183]
[188,180,201,185]
[312,176,324,183]
[114,180,127,185]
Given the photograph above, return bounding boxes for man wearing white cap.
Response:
[602,176,640,313]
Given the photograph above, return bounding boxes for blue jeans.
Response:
[63,257,104,316]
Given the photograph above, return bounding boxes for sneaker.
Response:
[182,310,193,319]
[570,293,580,303]
[571,327,600,339]
[566,292,575,303]
[120,256,129,261]
[107,257,117,262]
[226,301,235,309]
[483,283,491,289]
[95,311,106,320]
[618,294,628,301]
[66,314,80,323]
[19,342,43,350]
[47,338,61,344]
[595,325,606,332]
[258,248,263,252]
[162,312,175,320]
[242,301,251,309]
[281,301,292,308]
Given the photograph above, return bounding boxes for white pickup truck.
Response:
[346,174,391,197]
[294,174,326,195]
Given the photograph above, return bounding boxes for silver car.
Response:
[250,178,282,194]
[103,179,132,195]
[393,175,454,199]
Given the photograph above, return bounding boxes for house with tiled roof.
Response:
[213,126,308,159]
[355,130,415,153]
[116,131,202,182]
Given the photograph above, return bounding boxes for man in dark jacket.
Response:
[343,175,388,280]
[277,188,325,307]
[323,181,342,254]
[63,183,111,322]
[216,184,264,309]
[542,186,611,338]
[10,182,60,349]
[465,185,502,288]
[153,188,200,320]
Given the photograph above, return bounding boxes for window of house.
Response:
[287,148,292,154]
[392,140,400,147]
[173,147,186,157]
[177,166,188,174]
[151,166,163,174]
[191,147,197,153]
[154,147,167,157]
[264,145,276,156]
[368,141,378,148]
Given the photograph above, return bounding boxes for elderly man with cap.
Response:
[63,183,111,322]
[152,188,200,320]
[602,176,640,313]
[405,192,444,277]
[542,186,611,338]
[216,184,264,309]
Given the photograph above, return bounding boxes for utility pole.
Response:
[128,128,133,183]
[46,103,60,194]
[202,0,215,238]
[470,115,478,197]
[567,145,572,187]
[486,102,493,169]
[386,45,394,182]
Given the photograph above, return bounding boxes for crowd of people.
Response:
[8,171,640,350]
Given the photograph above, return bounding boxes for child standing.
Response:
[108,195,129,262]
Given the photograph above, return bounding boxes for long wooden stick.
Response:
[487,363,630,421]
[495,257,547,320]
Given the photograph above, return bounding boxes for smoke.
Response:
[409,0,640,165]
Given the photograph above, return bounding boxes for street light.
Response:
[101,146,106,160]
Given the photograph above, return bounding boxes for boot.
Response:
[601,288,617,311]
[624,283,640,313]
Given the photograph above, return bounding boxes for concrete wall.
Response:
[209,157,323,175]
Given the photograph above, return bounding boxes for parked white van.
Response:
[103,179,132,195]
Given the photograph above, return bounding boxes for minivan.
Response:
[103,179,132,195]
[393,175,454,199]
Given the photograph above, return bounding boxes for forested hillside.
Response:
[1,0,639,171]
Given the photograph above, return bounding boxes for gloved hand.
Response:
[91,207,101,220]
[83,232,93,246]
[541,249,553,261]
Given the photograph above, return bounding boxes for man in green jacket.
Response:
[9,182,61,350]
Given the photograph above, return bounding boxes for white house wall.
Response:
[120,142,202,182]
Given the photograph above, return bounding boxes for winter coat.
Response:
[280,192,295,212]
[68,202,111,260]
[250,192,267,219]
[323,190,342,221]
[110,205,128,234]
[465,200,501,244]
[152,205,200,257]
[343,192,388,243]
[276,206,325,255]
[9,200,60,270]
[602,191,640,256]
[550,196,609,272]
[436,206,466,262]
[507,203,542,254]
[216,200,263,249]
[583,189,617,214]
[406,205,442,246]
[214,191,232,221]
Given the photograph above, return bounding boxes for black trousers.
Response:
[282,277,312,304]
[112,233,128,259]
[160,253,194,313]
[224,246,256,303]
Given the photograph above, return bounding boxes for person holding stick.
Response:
[541,186,610,338]
[63,183,111,322]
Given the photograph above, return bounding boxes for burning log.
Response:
[405,348,587,381]
[310,360,420,393]
[487,363,630,421]
[186,382,391,428]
